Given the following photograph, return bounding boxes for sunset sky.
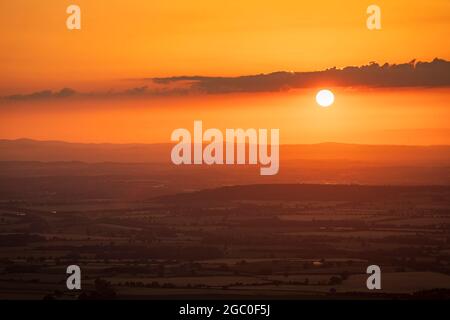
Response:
[0,0,449,145]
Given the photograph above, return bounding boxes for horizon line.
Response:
[1,137,450,148]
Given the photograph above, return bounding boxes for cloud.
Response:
[153,58,450,94]
[4,88,78,101]
[0,86,189,103]
[2,58,449,102]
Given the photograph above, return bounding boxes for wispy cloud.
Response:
[1,86,190,103]
[4,88,77,101]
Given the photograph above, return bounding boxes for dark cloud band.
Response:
[2,58,449,102]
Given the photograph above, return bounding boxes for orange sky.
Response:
[1,88,449,145]
[1,0,449,91]
[0,0,449,145]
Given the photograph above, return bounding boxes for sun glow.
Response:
[316,89,335,107]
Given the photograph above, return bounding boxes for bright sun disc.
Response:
[316,89,334,107]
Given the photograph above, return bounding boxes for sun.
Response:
[316,89,335,107]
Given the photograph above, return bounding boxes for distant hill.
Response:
[0,139,171,163]
[157,184,450,203]
[0,138,449,166]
